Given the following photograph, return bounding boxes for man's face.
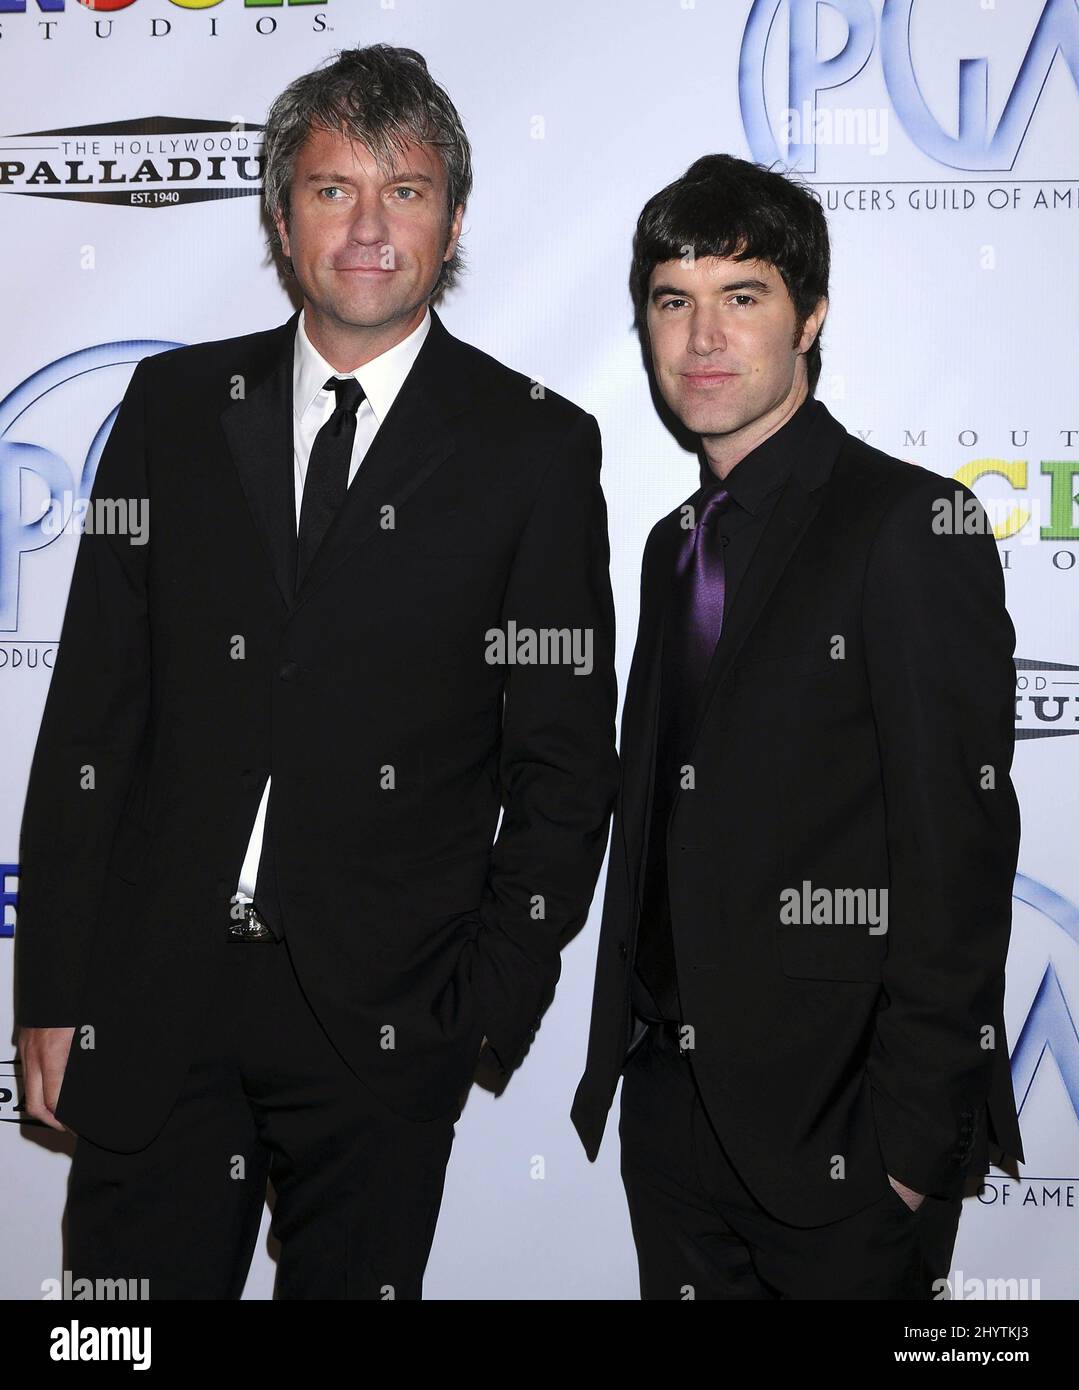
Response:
[275,124,463,331]
[644,253,825,438]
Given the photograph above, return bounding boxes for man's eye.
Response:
[660,298,689,311]
[320,186,345,201]
[392,186,419,200]
[730,295,757,307]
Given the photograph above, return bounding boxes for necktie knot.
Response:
[676,483,731,579]
[325,375,366,425]
[695,482,732,530]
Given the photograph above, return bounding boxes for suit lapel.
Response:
[220,309,301,613]
[689,401,847,735]
[620,520,681,892]
[220,305,473,616]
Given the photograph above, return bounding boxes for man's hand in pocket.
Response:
[17,1026,76,1133]
[888,1173,926,1212]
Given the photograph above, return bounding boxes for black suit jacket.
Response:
[14,306,619,1151]
[572,399,1024,1226]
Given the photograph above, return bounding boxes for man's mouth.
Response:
[682,371,737,386]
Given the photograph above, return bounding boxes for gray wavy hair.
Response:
[262,44,473,301]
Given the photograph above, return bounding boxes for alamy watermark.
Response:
[42,1272,149,1300]
[38,493,148,545]
[779,880,888,934]
[485,620,593,675]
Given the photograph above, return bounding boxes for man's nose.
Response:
[688,312,727,355]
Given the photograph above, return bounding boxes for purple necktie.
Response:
[670,482,733,700]
[634,481,734,1019]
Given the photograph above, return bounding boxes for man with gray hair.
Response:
[15,44,618,1299]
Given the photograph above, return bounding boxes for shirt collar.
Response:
[705,394,823,515]
[293,305,432,427]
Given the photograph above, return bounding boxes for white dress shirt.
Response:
[233,304,432,908]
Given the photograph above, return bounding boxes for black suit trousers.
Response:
[65,933,457,1300]
[618,1022,966,1300]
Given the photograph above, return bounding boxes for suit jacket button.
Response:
[618,940,627,959]
[279,660,300,681]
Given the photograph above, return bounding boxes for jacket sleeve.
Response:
[862,474,1020,1197]
[470,410,619,1075]
[13,357,154,1027]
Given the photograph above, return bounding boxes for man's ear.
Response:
[800,294,828,352]
[443,202,465,262]
[275,207,291,261]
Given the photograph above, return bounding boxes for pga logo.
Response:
[740,0,1079,172]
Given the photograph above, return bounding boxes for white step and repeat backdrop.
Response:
[1,0,1076,1300]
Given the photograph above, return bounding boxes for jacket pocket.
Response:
[729,649,844,691]
[775,920,887,982]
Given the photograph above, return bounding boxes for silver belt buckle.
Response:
[227,901,274,942]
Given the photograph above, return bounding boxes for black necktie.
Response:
[295,375,366,591]
[253,376,365,938]
[635,484,735,1020]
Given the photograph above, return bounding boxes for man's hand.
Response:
[16,1027,75,1133]
[888,1173,926,1213]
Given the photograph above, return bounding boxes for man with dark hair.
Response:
[15,44,618,1299]
[572,153,1023,1299]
